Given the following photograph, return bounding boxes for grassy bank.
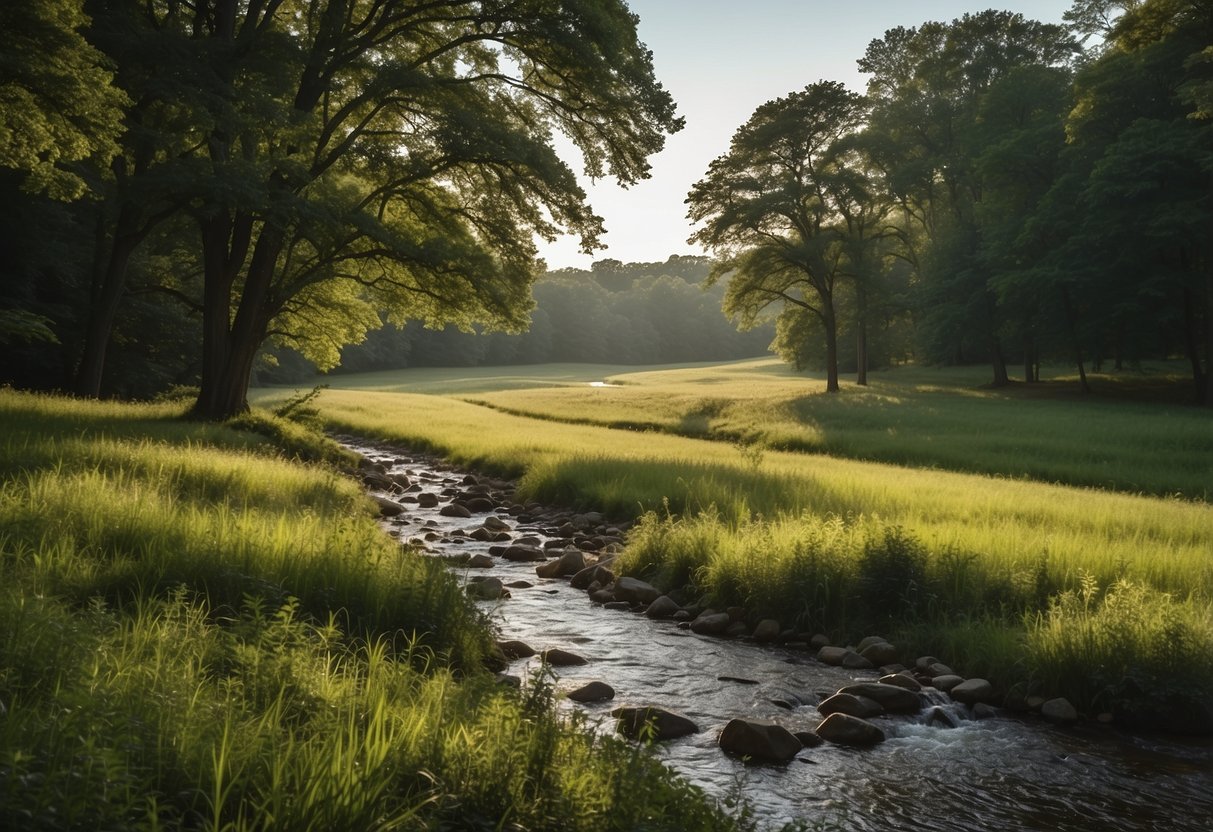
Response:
[0,390,742,831]
[289,375,1213,727]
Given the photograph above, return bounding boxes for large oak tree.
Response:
[687,81,875,392]
[119,1,681,419]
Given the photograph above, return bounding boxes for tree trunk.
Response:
[191,215,281,421]
[856,285,868,386]
[1022,334,1034,383]
[75,214,143,398]
[989,335,1009,387]
[823,304,840,393]
[1060,285,1090,395]
[1181,287,1206,403]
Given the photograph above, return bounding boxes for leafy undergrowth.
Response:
[0,390,747,831]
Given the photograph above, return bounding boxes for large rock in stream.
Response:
[613,577,662,605]
[816,713,885,746]
[718,718,802,763]
[839,682,922,714]
[612,706,699,741]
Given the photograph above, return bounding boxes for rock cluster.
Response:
[352,441,1127,770]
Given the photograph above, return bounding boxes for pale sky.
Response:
[536,0,1075,269]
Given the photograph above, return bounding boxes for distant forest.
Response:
[260,256,779,383]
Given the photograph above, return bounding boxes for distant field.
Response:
[262,358,1213,500]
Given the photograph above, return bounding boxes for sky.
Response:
[535,0,1075,270]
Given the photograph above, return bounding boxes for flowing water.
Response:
[351,441,1213,831]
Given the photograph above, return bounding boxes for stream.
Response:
[348,439,1213,831]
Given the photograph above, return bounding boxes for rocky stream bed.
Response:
[346,438,1213,831]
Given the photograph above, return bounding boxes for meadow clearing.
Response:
[265,359,1213,724]
[0,390,740,831]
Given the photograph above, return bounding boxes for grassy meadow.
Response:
[0,390,742,831]
[263,360,1213,723]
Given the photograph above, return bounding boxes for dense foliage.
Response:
[689,1,1213,403]
[0,0,682,418]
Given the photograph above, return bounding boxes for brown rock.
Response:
[839,683,921,714]
[541,648,588,667]
[950,678,995,705]
[815,713,885,746]
[567,681,615,703]
[612,706,699,740]
[753,619,782,643]
[718,718,803,763]
[645,595,681,619]
[818,693,884,719]
[690,612,732,635]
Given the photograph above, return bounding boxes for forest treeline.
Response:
[0,1,1209,407]
[260,256,776,382]
[686,0,1213,402]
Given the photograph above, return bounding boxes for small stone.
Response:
[856,635,887,652]
[417,492,439,508]
[816,646,850,666]
[373,495,405,517]
[841,651,875,670]
[467,554,494,568]
[809,634,831,650]
[466,578,508,600]
[925,705,960,729]
[439,503,472,518]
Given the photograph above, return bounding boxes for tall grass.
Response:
[0,390,744,831]
[300,383,1213,721]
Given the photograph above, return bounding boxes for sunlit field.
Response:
[0,390,739,831]
[274,362,1213,716]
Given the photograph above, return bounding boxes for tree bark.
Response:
[1060,285,1090,395]
[989,335,1009,387]
[1181,286,1206,403]
[856,285,869,386]
[823,303,840,393]
[191,214,281,420]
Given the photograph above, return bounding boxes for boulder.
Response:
[932,674,965,693]
[466,578,508,600]
[505,580,533,589]
[878,673,922,692]
[467,554,495,569]
[794,730,824,748]
[950,678,995,705]
[612,706,699,741]
[589,588,616,604]
[817,693,884,719]
[859,641,899,666]
[417,492,439,508]
[645,595,681,619]
[464,496,496,513]
[925,705,960,729]
[571,563,615,590]
[535,549,586,579]
[1041,697,1078,724]
[718,718,803,764]
[567,681,616,703]
[809,634,832,650]
[856,635,887,652]
[753,619,782,643]
[841,651,875,670]
[816,646,850,666]
[497,640,536,659]
[815,713,885,747]
[726,622,749,638]
[613,577,662,605]
[690,612,732,635]
[501,544,546,562]
[839,683,921,714]
[541,648,588,667]
[373,495,405,517]
[439,503,472,518]
[483,515,511,531]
